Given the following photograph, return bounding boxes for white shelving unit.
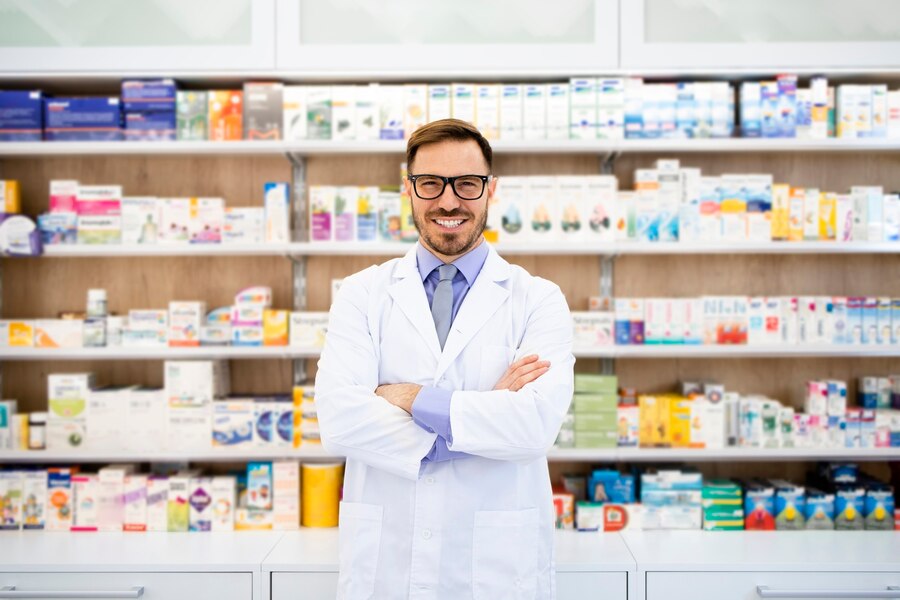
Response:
[577,344,900,359]
[0,347,323,361]
[0,447,337,464]
[40,241,900,258]
[2,137,900,157]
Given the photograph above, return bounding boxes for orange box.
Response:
[8,321,34,347]
[669,396,694,447]
[208,91,243,141]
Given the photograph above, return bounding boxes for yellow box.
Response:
[819,192,837,241]
[263,309,289,346]
[771,183,790,241]
[9,321,34,347]
[0,180,20,213]
[788,187,805,242]
[301,463,343,528]
[669,396,693,448]
[639,394,671,448]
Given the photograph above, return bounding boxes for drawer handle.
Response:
[0,586,144,599]
[757,585,900,599]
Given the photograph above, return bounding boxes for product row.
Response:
[1,286,328,350]
[2,76,899,142]
[571,296,900,348]
[556,375,900,451]
[554,464,897,532]
[0,460,343,532]
[0,364,320,453]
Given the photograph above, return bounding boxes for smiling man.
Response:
[315,118,575,599]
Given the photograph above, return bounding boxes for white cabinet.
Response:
[0,0,276,72]
[620,0,900,70]
[646,571,900,600]
[271,572,338,599]
[274,0,618,74]
[0,572,251,600]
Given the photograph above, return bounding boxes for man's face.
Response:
[405,139,496,259]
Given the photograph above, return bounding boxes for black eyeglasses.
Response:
[408,174,492,201]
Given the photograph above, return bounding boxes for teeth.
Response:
[436,219,463,228]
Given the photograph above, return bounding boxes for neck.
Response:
[422,235,484,264]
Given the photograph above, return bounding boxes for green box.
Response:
[574,374,618,394]
[702,480,743,501]
[573,393,618,413]
[574,410,618,432]
[703,506,744,520]
[702,520,745,531]
[574,430,618,449]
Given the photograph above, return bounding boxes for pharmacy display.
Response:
[1,76,899,142]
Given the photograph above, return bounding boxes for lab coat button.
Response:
[425,476,435,485]
[422,529,432,540]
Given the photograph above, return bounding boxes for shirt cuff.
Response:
[411,386,453,442]
[421,436,472,467]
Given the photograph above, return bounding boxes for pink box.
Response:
[77,199,121,216]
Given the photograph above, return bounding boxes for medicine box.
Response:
[146,476,169,532]
[121,197,159,244]
[212,400,254,448]
[211,476,236,532]
[176,91,208,141]
[264,182,290,243]
[331,85,356,141]
[34,320,83,348]
[124,111,176,141]
[243,82,283,141]
[188,477,215,532]
[273,461,300,531]
[0,90,43,141]
[21,470,47,530]
[188,197,224,244]
[208,91,243,141]
[168,301,206,347]
[124,387,165,453]
[167,474,192,532]
[289,312,329,348]
[158,198,191,243]
[46,468,73,531]
[71,474,99,531]
[247,462,273,511]
[282,86,308,141]
[43,97,122,141]
[122,79,176,113]
[223,207,264,244]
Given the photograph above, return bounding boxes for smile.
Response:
[433,218,466,230]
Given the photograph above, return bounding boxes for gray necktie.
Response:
[431,264,458,350]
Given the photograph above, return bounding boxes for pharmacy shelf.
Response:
[0,447,339,464]
[0,347,322,361]
[576,344,900,359]
[35,241,900,259]
[2,138,900,157]
[548,447,900,462]
[2,447,894,465]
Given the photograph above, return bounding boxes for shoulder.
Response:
[503,261,569,310]
[337,257,404,300]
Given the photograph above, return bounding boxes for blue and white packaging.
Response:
[675,82,697,138]
[588,470,635,504]
[739,82,761,138]
[38,213,77,245]
[121,79,177,113]
[761,82,779,138]
[710,82,732,138]
[43,97,122,141]
[124,111,176,141]
[0,90,43,141]
[211,400,254,448]
[624,78,644,139]
[776,75,797,138]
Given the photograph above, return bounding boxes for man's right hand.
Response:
[493,354,550,392]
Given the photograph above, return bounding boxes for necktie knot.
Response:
[438,264,458,282]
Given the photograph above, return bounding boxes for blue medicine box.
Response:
[0,90,43,141]
[124,111,176,141]
[121,79,177,113]
[43,97,122,141]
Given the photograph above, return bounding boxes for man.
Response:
[315,118,575,599]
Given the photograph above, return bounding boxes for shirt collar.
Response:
[416,239,489,286]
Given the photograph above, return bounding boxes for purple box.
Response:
[43,97,122,141]
[124,111,176,141]
[0,90,43,141]
[121,79,177,113]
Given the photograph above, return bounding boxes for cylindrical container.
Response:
[28,412,47,450]
[301,462,343,527]
[87,289,108,318]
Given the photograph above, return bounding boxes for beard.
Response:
[411,201,488,257]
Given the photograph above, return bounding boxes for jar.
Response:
[28,412,47,450]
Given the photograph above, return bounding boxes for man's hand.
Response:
[493,354,550,392]
[375,383,423,414]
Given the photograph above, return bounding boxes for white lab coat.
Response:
[315,242,575,600]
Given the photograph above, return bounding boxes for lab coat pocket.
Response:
[337,501,383,600]
[477,345,516,391]
[472,508,539,600]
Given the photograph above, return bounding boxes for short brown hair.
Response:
[406,118,493,173]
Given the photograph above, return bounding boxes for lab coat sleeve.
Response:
[315,270,437,481]
[447,282,575,463]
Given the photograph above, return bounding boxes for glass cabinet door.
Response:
[0,0,275,72]
[275,0,618,74]
[621,0,900,70]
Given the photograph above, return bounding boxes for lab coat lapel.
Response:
[436,246,511,380]
[387,247,442,361]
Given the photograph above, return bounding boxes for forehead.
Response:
[411,139,489,176]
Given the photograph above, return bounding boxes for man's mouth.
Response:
[432,217,467,231]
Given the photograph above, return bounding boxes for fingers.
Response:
[510,359,550,381]
[509,365,550,392]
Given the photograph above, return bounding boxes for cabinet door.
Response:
[274,0,618,74]
[0,0,275,72]
[621,0,900,70]
[271,572,338,599]
[557,572,627,600]
[0,572,252,600]
[646,571,900,600]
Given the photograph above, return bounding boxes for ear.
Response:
[487,176,498,199]
[403,177,413,198]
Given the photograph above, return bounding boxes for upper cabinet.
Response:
[0,0,275,72]
[621,0,900,71]
[274,0,619,74]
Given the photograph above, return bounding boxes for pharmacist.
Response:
[316,118,575,599]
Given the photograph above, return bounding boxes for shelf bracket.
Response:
[289,153,309,386]
[601,150,620,176]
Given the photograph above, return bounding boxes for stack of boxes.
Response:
[47,374,94,451]
[231,286,272,347]
[702,480,744,530]
[121,79,177,141]
[164,360,228,451]
[573,375,618,449]
[640,469,703,530]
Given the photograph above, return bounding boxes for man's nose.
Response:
[436,182,462,212]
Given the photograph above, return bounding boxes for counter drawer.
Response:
[646,571,900,600]
[271,573,337,599]
[0,572,251,600]
[558,571,627,599]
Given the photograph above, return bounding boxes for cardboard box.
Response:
[176,91,208,141]
[0,90,43,141]
[44,97,122,141]
[243,82,283,141]
[208,91,243,141]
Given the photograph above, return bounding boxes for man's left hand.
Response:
[375,383,423,414]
